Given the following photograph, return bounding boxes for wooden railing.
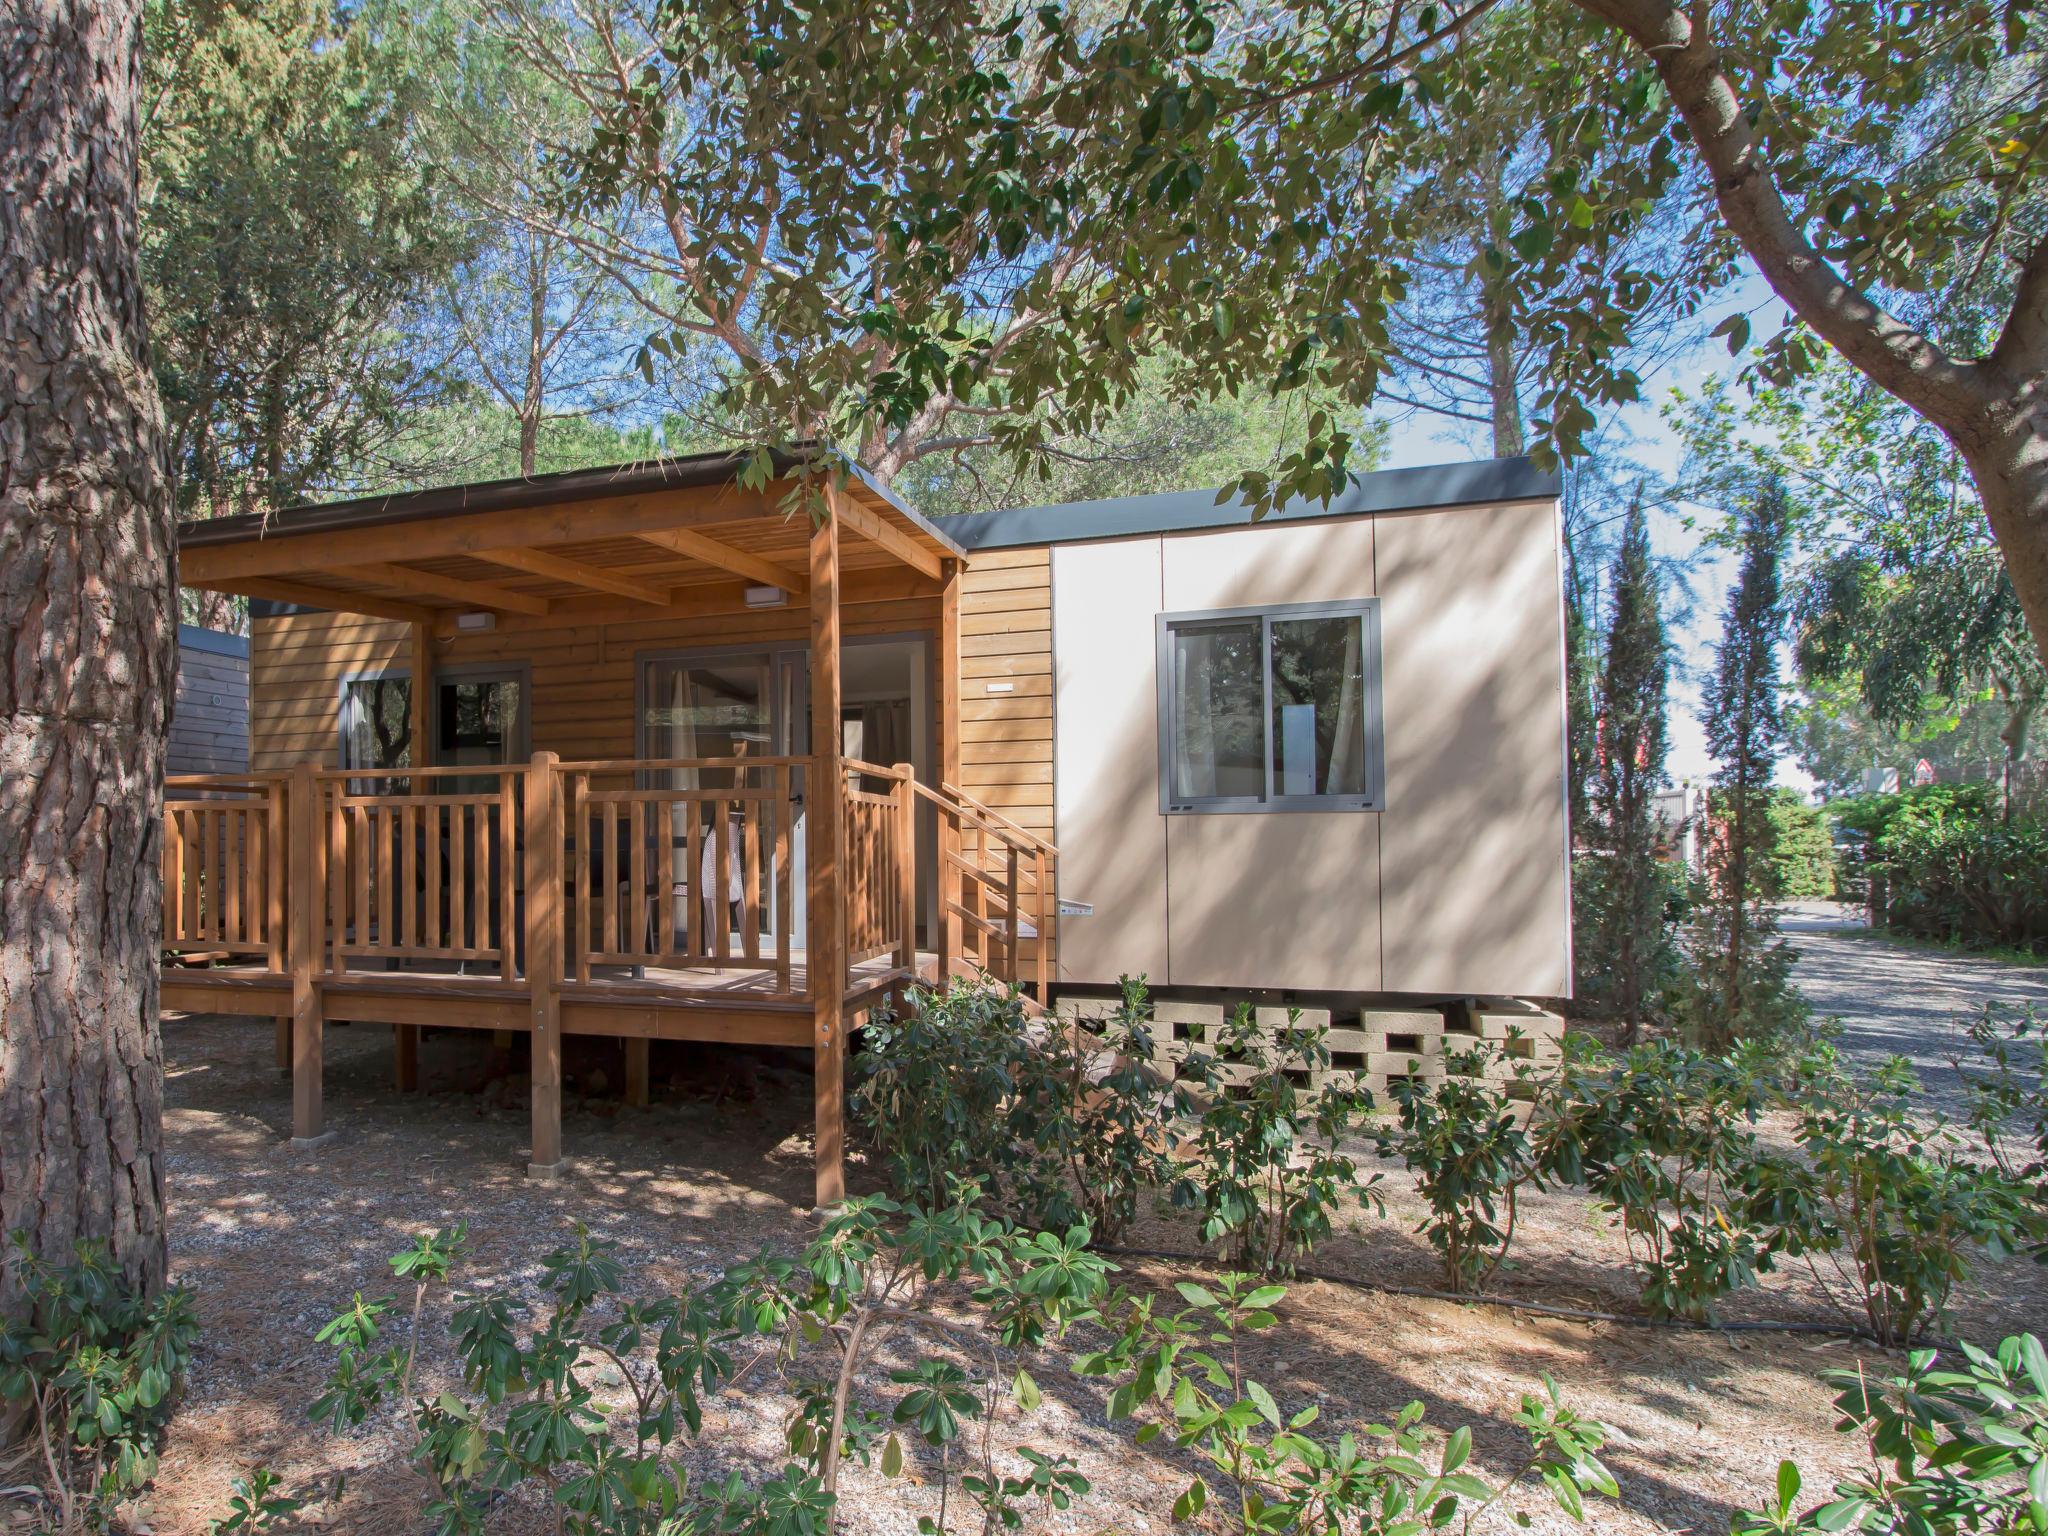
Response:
[162,775,285,965]
[320,765,523,975]
[842,759,917,971]
[916,779,1057,996]
[160,753,946,1002]
[556,757,801,994]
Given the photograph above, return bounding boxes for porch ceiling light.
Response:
[743,584,788,608]
[455,610,497,631]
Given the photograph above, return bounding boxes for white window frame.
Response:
[1154,597,1385,814]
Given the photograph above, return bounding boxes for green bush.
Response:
[851,976,1185,1244]
[1545,1041,1780,1320]
[1168,1005,1381,1274]
[1076,1272,1618,1534]
[311,1203,1109,1536]
[1762,790,1836,901]
[1881,814,2048,951]
[1755,1050,2043,1346]
[1380,1048,1545,1294]
[1952,1001,2048,1208]
[1733,1332,2048,1534]
[851,978,1078,1225]
[0,1235,200,1534]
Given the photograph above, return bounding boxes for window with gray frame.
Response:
[1156,598,1383,812]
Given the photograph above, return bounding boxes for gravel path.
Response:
[1785,901,2048,1117]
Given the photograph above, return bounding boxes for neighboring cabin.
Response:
[170,624,249,776]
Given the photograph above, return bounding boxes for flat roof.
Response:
[930,455,1558,551]
[177,445,966,562]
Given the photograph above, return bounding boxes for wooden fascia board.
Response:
[633,527,809,595]
[832,491,944,581]
[469,546,670,605]
[335,561,552,617]
[179,487,773,584]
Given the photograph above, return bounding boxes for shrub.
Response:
[1380,1049,1542,1294]
[851,978,1076,1224]
[0,1235,200,1535]
[1545,1042,1778,1319]
[310,1202,1109,1536]
[1881,814,2048,951]
[1950,1000,2048,1206]
[1732,1332,2048,1534]
[1168,1005,1380,1274]
[1075,1272,1619,1534]
[1755,1051,2042,1346]
[1762,790,1836,901]
[852,976,1186,1244]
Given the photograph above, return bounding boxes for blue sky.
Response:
[1378,272,1807,791]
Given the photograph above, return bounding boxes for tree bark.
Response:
[0,0,174,1314]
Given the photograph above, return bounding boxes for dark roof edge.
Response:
[177,445,965,560]
[178,623,249,658]
[931,456,1559,551]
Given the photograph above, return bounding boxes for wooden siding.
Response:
[251,597,941,768]
[954,547,1054,974]
[171,625,249,775]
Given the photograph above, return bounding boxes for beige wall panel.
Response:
[1164,813,1382,991]
[1376,500,1569,997]
[1157,516,1381,991]
[1158,516,1376,611]
[1051,538,1169,985]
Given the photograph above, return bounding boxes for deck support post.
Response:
[936,558,962,984]
[408,620,433,782]
[810,493,847,1209]
[288,761,327,1145]
[525,750,564,1177]
[892,762,917,975]
[624,1037,650,1108]
[394,1025,420,1092]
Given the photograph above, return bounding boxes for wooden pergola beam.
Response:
[429,566,935,640]
[833,495,944,581]
[634,527,808,595]
[336,561,551,617]
[214,576,438,627]
[180,487,773,584]
[469,545,671,606]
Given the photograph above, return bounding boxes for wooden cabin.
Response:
[163,449,1570,1200]
[165,451,1049,1205]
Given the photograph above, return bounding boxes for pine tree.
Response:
[1582,500,1674,1044]
[1688,479,1801,1048]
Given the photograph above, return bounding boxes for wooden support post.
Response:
[289,762,328,1145]
[524,751,564,1177]
[892,762,916,974]
[624,1037,650,1109]
[394,1025,419,1092]
[937,558,962,983]
[408,620,433,782]
[810,494,847,1209]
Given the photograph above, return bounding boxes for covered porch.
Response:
[166,455,1054,1202]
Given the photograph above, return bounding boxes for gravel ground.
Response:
[1784,901,2048,1118]
[131,1004,2047,1536]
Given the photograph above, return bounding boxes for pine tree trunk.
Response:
[0,0,174,1315]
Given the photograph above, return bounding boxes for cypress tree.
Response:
[1689,479,1799,1047]
[1585,500,1673,1044]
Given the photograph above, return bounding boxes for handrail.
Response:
[940,780,1058,857]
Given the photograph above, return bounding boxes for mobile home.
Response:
[162,449,1569,1198]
